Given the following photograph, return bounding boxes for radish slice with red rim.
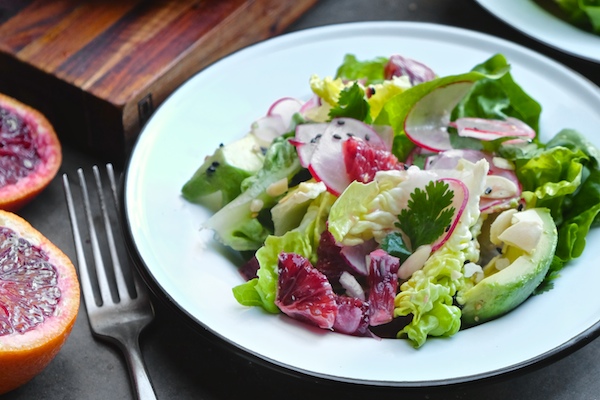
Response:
[449,117,535,141]
[384,54,436,85]
[294,118,390,195]
[431,177,469,252]
[404,81,476,152]
[267,97,303,128]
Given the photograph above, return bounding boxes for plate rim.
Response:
[121,20,600,388]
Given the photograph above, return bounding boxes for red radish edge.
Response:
[431,177,469,252]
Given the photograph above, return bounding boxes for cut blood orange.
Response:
[0,210,80,394]
[0,92,62,212]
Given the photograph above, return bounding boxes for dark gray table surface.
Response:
[4,0,600,399]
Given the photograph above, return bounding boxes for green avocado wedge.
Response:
[458,208,558,327]
[181,134,265,206]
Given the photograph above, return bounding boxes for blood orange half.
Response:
[0,210,80,394]
[0,92,62,212]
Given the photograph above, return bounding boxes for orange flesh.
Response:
[0,226,60,335]
[0,107,42,187]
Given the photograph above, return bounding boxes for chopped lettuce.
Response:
[232,191,336,312]
[271,180,327,236]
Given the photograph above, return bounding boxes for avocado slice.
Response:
[181,134,265,206]
[458,208,558,327]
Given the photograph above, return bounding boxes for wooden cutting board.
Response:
[0,0,317,163]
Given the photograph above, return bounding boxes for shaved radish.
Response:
[251,97,304,145]
[267,97,303,126]
[425,149,522,214]
[384,54,436,85]
[339,238,378,276]
[449,117,535,141]
[299,94,321,115]
[431,177,469,252]
[404,81,475,152]
[294,118,390,195]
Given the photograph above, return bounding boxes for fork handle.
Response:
[120,335,158,400]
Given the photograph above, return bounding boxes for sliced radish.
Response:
[425,149,522,214]
[449,117,535,141]
[384,54,436,85]
[404,81,475,152]
[251,97,304,145]
[431,177,469,252]
[339,238,378,276]
[267,97,303,125]
[251,115,286,145]
[294,118,390,194]
[299,94,321,116]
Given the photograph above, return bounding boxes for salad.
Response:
[181,53,600,348]
[541,0,600,35]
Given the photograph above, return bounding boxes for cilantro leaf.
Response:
[328,82,371,123]
[380,232,412,262]
[396,180,455,251]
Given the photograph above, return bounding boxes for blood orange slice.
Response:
[0,210,80,394]
[0,93,62,212]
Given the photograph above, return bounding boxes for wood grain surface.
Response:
[0,0,318,163]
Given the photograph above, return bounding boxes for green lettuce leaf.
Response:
[334,53,388,84]
[554,0,600,34]
[504,129,600,293]
[232,192,336,312]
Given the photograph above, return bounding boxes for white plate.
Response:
[123,21,600,386]
[476,0,600,63]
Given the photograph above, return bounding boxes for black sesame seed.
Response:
[518,203,524,211]
[207,165,216,174]
[211,161,220,167]
[403,164,409,170]
[484,187,492,195]
[445,224,451,232]
[370,86,376,95]
[464,260,471,265]
[346,132,355,137]
[332,134,342,140]
[496,247,502,254]
[337,119,345,125]
[365,134,370,141]
[219,143,224,147]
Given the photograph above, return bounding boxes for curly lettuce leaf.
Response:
[334,53,388,84]
[504,129,600,292]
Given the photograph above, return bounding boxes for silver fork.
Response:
[63,164,157,400]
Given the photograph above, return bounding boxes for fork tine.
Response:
[92,165,131,301]
[105,163,148,298]
[63,173,99,312]
[76,168,114,306]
